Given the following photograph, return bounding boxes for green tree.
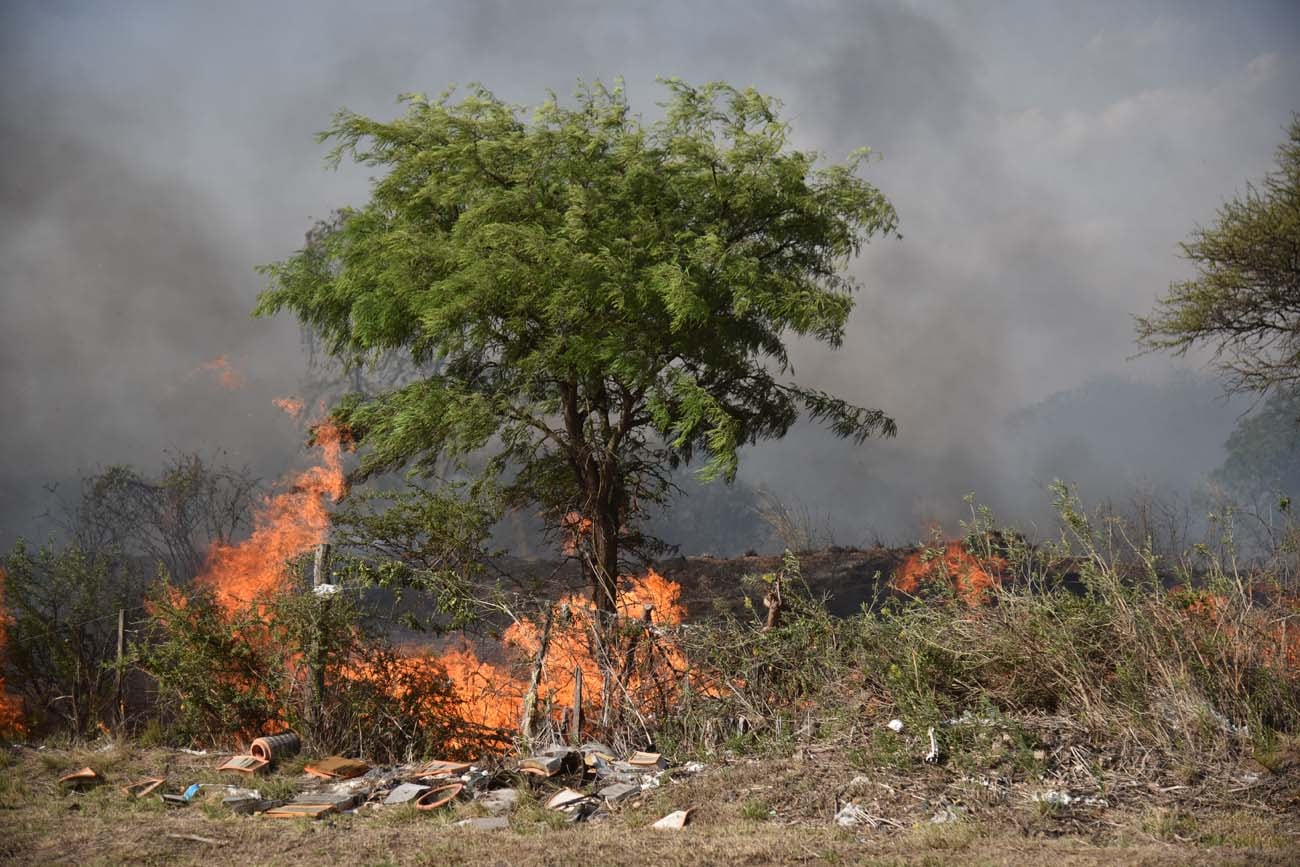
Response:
[256,80,899,613]
[1137,115,1300,395]
[1213,388,1300,502]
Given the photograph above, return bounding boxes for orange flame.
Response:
[0,567,26,737]
[894,540,1006,606]
[200,355,244,390]
[272,396,306,420]
[431,569,689,736]
[194,416,346,612]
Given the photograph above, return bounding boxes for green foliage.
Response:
[328,481,499,631]
[1,541,136,734]
[137,582,489,761]
[256,78,898,605]
[1213,388,1300,501]
[1137,115,1300,395]
[663,499,1300,772]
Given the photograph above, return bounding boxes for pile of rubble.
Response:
[78,732,704,830]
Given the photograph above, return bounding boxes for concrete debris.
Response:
[835,802,872,827]
[579,743,616,765]
[382,783,430,805]
[887,719,904,733]
[455,816,509,831]
[651,807,694,829]
[545,787,589,810]
[224,796,282,815]
[1033,789,1108,809]
[475,788,521,815]
[598,782,640,804]
[566,800,603,823]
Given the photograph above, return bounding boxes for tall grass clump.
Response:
[661,485,1299,773]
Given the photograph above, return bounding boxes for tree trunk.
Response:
[589,505,620,615]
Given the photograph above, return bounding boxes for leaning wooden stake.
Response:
[519,604,556,742]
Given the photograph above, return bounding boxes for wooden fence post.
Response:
[308,542,332,737]
[115,608,125,732]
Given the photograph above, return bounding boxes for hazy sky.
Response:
[2,1,1298,546]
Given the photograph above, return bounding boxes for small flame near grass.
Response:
[894,540,1007,606]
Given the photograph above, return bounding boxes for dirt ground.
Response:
[2,742,1296,866]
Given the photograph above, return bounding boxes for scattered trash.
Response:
[835,802,871,827]
[566,800,602,823]
[627,751,667,770]
[383,783,430,805]
[1033,789,1108,809]
[679,761,707,775]
[160,793,189,808]
[415,759,472,778]
[223,795,279,815]
[183,783,203,801]
[217,755,269,775]
[887,719,904,733]
[598,782,640,804]
[177,748,209,757]
[312,583,341,597]
[923,727,941,764]
[121,778,165,799]
[475,788,520,815]
[651,807,694,829]
[305,756,369,780]
[265,802,338,820]
[519,749,580,778]
[249,731,300,763]
[58,767,100,788]
[1034,789,1073,808]
[292,790,362,810]
[415,783,463,811]
[579,743,616,766]
[455,816,509,831]
[545,788,588,810]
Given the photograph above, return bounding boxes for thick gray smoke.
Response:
[2,1,1298,550]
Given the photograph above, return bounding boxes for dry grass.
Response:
[0,741,1295,866]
